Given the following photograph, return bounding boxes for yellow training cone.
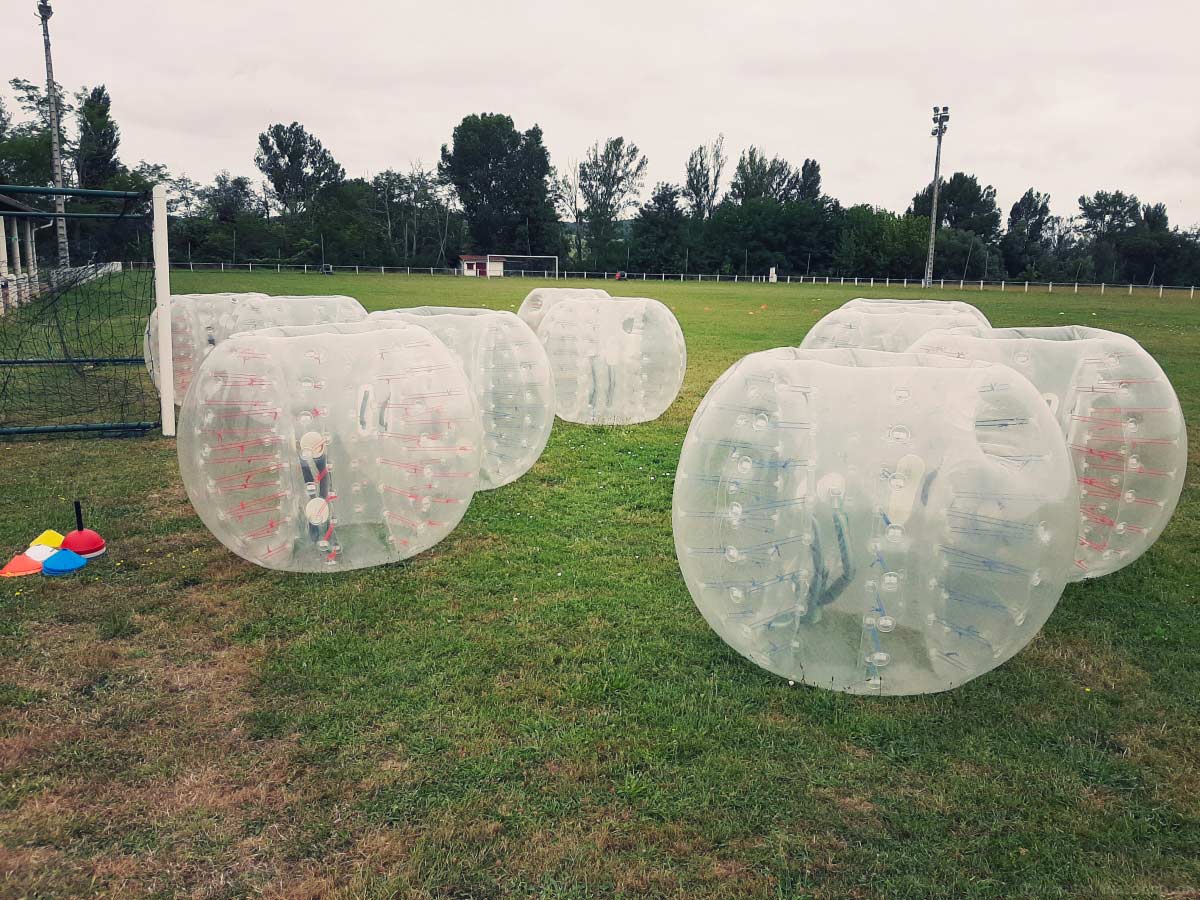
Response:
[30,530,64,549]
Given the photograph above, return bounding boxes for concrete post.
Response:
[0,217,10,277]
[23,220,37,282]
[8,218,21,276]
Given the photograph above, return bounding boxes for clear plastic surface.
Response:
[371,307,555,488]
[145,293,366,402]
[841,297,990,326]
[539,296,686,425]
[910,325,1187,579]
[801,305,987,353]
[177,321,480,572]
[517,287,610,334]
[144,293,269,399]
[673,347,1078,695]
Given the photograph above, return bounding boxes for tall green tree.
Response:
[909,172,1001,240]
[438,113,560,255]
[833,206,929,277]
[556,162,585,265]
[1076,190,1143,282]
[510,124,562,256]
[683,134,726,220]
[1112,202,1175,284]
[7,77,73,133]
[167,175,204,216]
[74,85,121,188]
[578,136,647,267]
[728,147,800,203]
[1001,189,1055,277]
[1077,190,1141,240]
[202,172,257,223]
[797,159,822,202]
[631,183,689,271]
[1141,202,1169,232]
[932,228,1004,280]
[254,122,344,216]
[371,165,459,266]
[0,123,51,185]
[0,78,70,186]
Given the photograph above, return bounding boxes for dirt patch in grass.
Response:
[141,475,191,522]
[0,574,310,897]
[1021,633,1151,693]
[1115,725,1200,817]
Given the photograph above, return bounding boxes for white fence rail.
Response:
[132,260,1199,299]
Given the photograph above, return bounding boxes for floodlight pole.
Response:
[37,2,70,267]
[922,105,950,288]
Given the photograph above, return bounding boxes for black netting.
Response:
[0,213,159,437]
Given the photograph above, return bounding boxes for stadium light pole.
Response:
[922,105,950,288]
[37,1,70,267]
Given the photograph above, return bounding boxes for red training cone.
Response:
[61,501,106,559]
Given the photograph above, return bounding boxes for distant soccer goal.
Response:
[487,254,559,279]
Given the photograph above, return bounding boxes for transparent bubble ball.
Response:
[177,320,480,572]
[673,347,1078,695]
[801,300,990,353]
[145,292,366,402]
[517,287,610,334]
[910,325,1187,580]
[371,307,555,489]
[539,296,686,425]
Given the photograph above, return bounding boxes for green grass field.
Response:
[1,273,1197,898]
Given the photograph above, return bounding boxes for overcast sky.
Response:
[6,0,1199,227]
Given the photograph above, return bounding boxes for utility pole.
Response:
[922,105,950,288]
[37,1,69,267]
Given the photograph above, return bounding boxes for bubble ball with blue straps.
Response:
[538,296,686,425]
[672,348,1080,695]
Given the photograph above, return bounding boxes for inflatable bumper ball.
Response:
[372,307,555,488]
[673,347,1078,695]
[910,325,1187,580]
[177,320,481,572]
[517,287,610,334]
[539,296,686,425]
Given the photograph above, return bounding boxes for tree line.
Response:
[3,77,1199,284]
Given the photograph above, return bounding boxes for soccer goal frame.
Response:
[487,254,559,280]
[0,182,173,437]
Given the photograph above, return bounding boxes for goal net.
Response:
[0,186,161,437]
[487,254,559,279]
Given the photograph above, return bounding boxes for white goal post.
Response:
[486,254,559,280]
[151,184,175,436]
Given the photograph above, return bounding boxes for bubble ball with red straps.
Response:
[145,293,367,404]
[909,325,1187,581]
[371,307,556,490]
[177,321,481,572]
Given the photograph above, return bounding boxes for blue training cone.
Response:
[42,548,87,576]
